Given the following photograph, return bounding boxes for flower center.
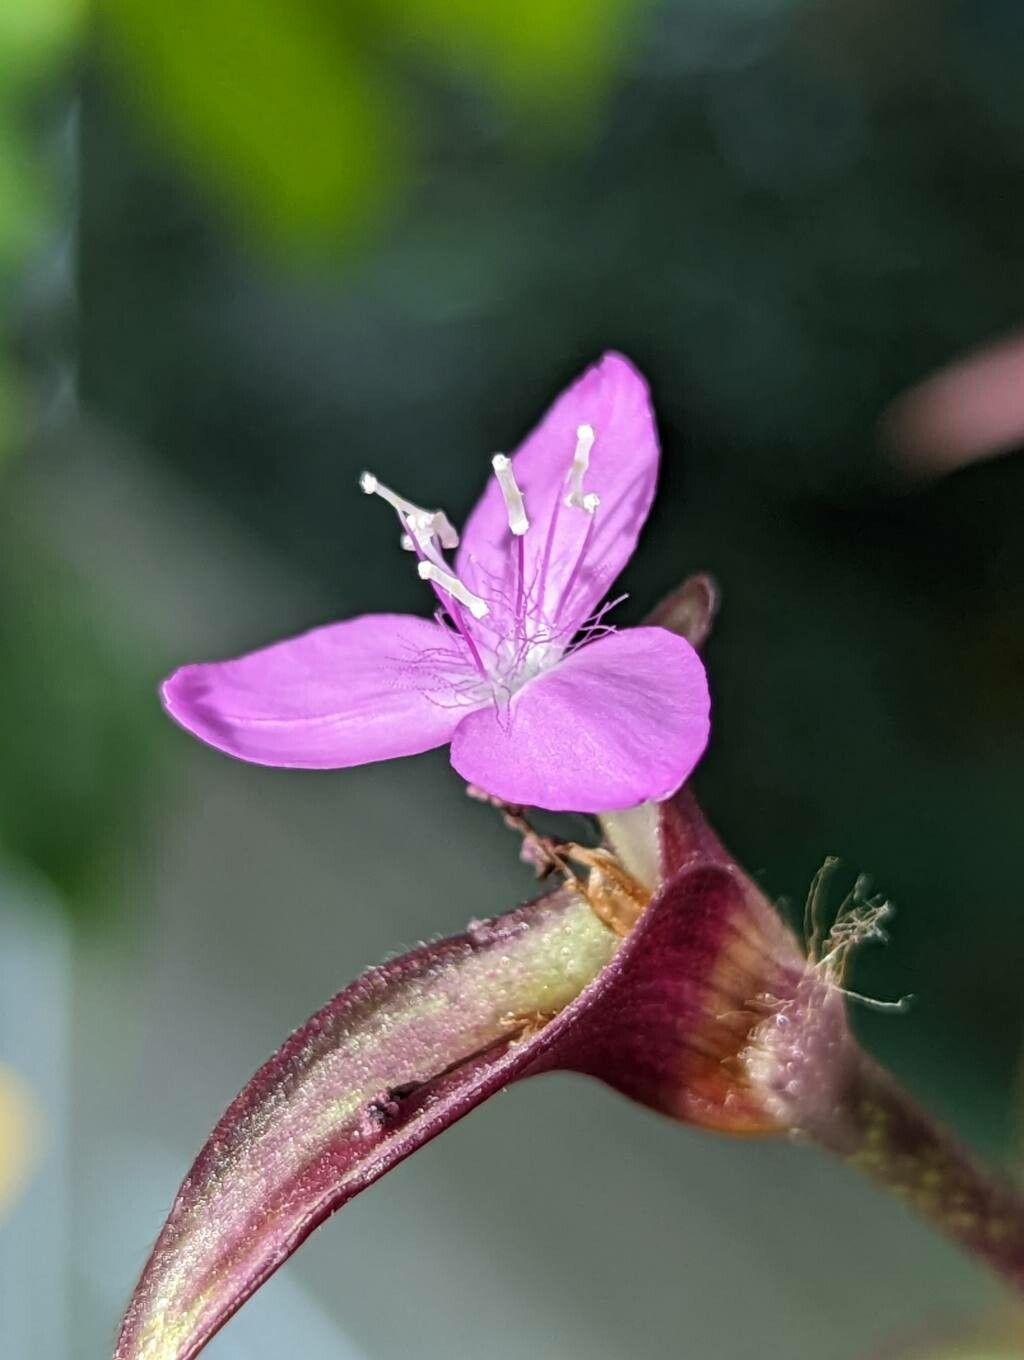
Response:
[360,423,602,694]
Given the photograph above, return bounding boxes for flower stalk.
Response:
[651,784,1024,1295]
[746,971,1024,1292]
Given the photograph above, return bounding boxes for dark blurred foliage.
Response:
[5,0,1022,1139]
[0,0,80,427]
[0,0,161,918]
[0,518,155,908]
[91,0,638,241]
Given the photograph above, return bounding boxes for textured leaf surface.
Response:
[114,888,617,1359]
[115,797,802,1358]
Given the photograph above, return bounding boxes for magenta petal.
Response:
[449,627,710,812]
[457,353,659,627]
[162,613,477,768]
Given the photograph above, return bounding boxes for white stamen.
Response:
[360,471,460,550]
[417,561,490,619]
[429,512,460,551]
[407,508,460,552]
[582,492,600,514]
[400,532,415,552]
[491,454,530,535]
[565,423,595,508]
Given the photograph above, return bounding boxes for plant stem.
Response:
[774,996,1024,1292]
[820,1051,1024,1290]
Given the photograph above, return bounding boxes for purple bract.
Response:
[113,788,804,1360]
[161,354,710,811]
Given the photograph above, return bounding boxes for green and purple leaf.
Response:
[114,790,803,1360]
[113,886,616,1359]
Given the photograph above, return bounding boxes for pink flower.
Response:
[161,354,710,812]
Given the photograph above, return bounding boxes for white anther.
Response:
[565,423,595,508]
[417,561,490,619]
[360,471,459,550]
[429,512,460,552]
[406,508,459,552]
[582,492,600,514]
[400,532,415,552]
[491,454,530,536]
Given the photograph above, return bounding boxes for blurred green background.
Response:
[2,2,1023,1357]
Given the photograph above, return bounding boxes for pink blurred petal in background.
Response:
[882,328,1024,475]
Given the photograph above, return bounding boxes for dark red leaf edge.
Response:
[115,789,803,1360]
